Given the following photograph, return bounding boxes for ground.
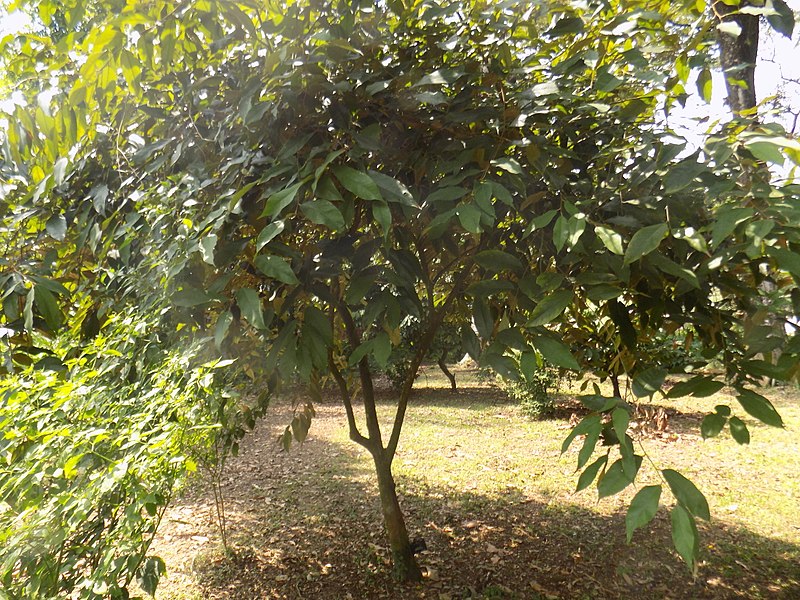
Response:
[151,367,800,599]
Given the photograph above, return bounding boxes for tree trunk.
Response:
[611,373,622,400]
[714,0,759,115]
[372,453,423,582]
[437,354,457,390]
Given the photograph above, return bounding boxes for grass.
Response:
[151,365,800,599]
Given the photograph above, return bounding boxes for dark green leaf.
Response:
[527,290,572,327]
[214,311,233,348]
[598,457,641,498]
[474,250,524,273]
[456,204,482,233]
[624,223,668,265]
[136,556,167,597]
[173,286,212,307]
[632,367,667,398]
[728,416,750,444]
[256,221,285,251]
[666,375,724,398]
[711,207,752,250]
[561,414,602,454]
[531,336,580,370]
[473,299,493,339]
[34,285,62,330]
[701,413,726,439]
[626,485,662,542]
[576,455,607,492]
[254,255,300,285]
[662,469,710,520]
[300,199,345,230]
[736,388,783,428]
[262,181,305,218]
[767,0,795,37]
[235,288,266,330]
[670,504,699,571]
[332,165,382,201]
[45,214,67,241]
[373,331,391,368]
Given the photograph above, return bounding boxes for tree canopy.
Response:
[1,0,799,595]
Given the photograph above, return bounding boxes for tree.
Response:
[2,0,799,592]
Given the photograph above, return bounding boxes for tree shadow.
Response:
[158,406,799,600]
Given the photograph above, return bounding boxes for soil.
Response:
[151,380,800,600]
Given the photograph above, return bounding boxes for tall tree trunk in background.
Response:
[714,0,759,115]
[713,2,785,378]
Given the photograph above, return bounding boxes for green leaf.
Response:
[576,426,600,470]
[200,234,217,265]
[663,158,705,193]
[662,469,710,520]
[137,556,167,597]
[456,203,482,233]
[348,338,374,366]
[474,250,524,273]
[728,416,750,444]
[561,414,602,454]
[767,247,800,278]
[767,0,795,37]
[214,311,233,348]
[696,68,712,103]
[745,141,785,165]
[701,413,726,439]
[235,288,266,329]
[546,15,584,37]
[576,455,607,492]
[666,375,724,398]
[531,336,580,370]
[173,286,212,307]
[473,299,493,340]
[736,388,783,428]
[332,165,382,201]
[624,223,668,265]
[256,221,285,251]
[626,485,662,542]
[254,255,300,285]
[632,367,667,398]
[300,199,345,230]
[598,457,641,498]
[670,504,699,571]
[45,214,67,241]
[373,331,391,368]
[527,290,572,327]
[711,207,752,250]
[491,157,522,174]
[262,181,304,218]
[595,225,623,255]
[34,285,62,330]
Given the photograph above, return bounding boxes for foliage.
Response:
[500,368,557,420]
[1,0,799,585]
[0,309,237,599]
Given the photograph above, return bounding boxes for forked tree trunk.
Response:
[372,452,423,582]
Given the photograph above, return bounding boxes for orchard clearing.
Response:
[151,365,799,600]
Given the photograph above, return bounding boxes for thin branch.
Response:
[386,264,474,460]
[328,352,370,448]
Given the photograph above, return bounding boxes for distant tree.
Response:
[1,0,799,591]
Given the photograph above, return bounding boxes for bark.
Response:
[714,0,759,115]
[373,452,423,582]
[611,373,622,400]
[437,354,457,390]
